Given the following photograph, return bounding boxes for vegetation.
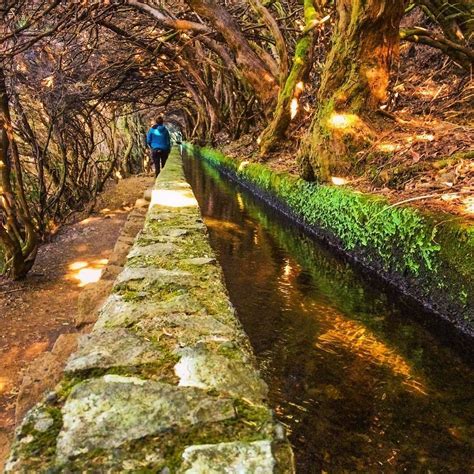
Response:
[0,0,472,278]
[190,144,474,326]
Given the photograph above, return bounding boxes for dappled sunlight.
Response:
[150,189,196,208]
[0,376,11,394]
[24,341,49,359]
[405,133,435,143]
[331,176,348,186]
[315,315,427,395]
[290,98,299,119]
[377,142,401,152]
[203,217,245,236]
[238,160,250,171]
[328,112,359,130]
[236,193,245,212]
[67,258,108,287]
[415,133,434,141]
[462,196,474,215]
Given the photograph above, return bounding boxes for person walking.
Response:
[146,115,171,177]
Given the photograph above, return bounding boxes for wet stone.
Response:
[180,440,275,474]
[174,346,268,402]
[56,375,235,463]
[65,329,161,373]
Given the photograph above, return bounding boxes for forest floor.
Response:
[0,174,154,469]
[221,44,473,220]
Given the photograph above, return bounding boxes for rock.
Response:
[113,267,191,291]
[180,440,275,473]
[96,294,206,329]
[127,242,177,259]
[33,412,54,433]
[135,313,236,347]
[143,189,153,202]
[100,264,123,281]
[56,376,235,462]
[109,237,135,266]
[75,280,113,328]
[65,329,161,373]
[134,198,149,209]
[121,218,146,238]
[174,346,268,402]
[15,334,79,424]
[52,333,80,358]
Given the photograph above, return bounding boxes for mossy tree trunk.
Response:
[258,0,319,157]
[298,0,407,182]
[0,67,38,279]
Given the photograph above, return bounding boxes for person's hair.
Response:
[156,115,164,125]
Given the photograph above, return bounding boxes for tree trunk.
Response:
[258,0,319,156]
[0,67,38,279]
[298,0,407,182]
[185,0,279,107]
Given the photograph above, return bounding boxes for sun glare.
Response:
[290,98,299,119]
[150,189,196,208]
[328,113,358,129]
[331,176,348,186]
[68,258,109,287]
[462,196,474,215]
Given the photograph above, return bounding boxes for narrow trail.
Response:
[0,175,153,468]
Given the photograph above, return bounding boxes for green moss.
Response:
[13,404,63,466]
[50,398,274,472]
[186,143,474,325]
[114,280,187,303]
[196,145,442,275]
[66,360,179,385]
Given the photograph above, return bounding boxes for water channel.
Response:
[183,151,474,472]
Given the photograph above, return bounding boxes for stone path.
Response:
[5,149,294,472]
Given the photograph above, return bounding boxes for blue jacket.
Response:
[147,125,171,151]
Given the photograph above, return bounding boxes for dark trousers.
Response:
[151,148,169,177]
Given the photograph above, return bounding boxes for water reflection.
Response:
[184,152,474,472]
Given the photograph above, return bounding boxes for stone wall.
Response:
[5,149,294,473]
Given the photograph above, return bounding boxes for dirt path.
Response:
[0,175,154,468]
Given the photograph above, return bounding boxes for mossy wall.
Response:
[185,144,474,337]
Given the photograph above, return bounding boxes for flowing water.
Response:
[183,152,474,472]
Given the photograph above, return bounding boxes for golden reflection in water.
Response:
[316,315,427,395]
[67,258,108,287]
[150,189,196,208]
[236,193,245,212]
[203,217,244,236]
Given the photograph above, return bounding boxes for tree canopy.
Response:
[0,0,472,278]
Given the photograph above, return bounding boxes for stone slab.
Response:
[180,440,275,473]
[65,329,161,372]
[175,346,268,402]
[56,375,235,462]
